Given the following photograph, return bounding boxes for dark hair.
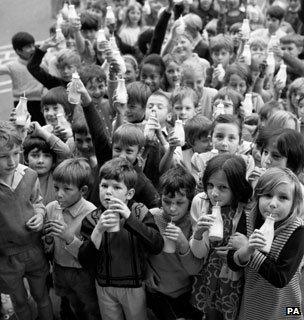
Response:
[112,123,145,149]
[137,28,154,55]
[280,34,304,48]
[99,157,137,189]
[209,34,234,54]
[78,64,107,86]
[258,100,283,123]
[256,128,304,175]
[0,121,22,150]
[72,118,89,136]
[213,87,244,114]
[159,164,196,203]
[140,54,166,77]
[203,154,252,207]
[224,62,252,88]
[211,114,243,140]
[80,12,99,31]
[53,158,92,188]
[12,32,35,51]
[266,5,285,21]
[185,115,212,146]
[23,136,57,164]
[41,86,74,122]
[127,81,151,108]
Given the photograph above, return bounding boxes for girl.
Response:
[286,77,304,116]
[163,54,181,92]
[191,114,255,182]
[189,154,253,320]
[123,54,139,84]
[227,167,304,320]
[118,2,144,47]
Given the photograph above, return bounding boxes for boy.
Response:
[250,5,286,43]
[284,0,301,32]
[78,157,164,320]
[146,165,201,320]
[43,158,100,320]
[0,32,45,124]
[205,34,234,89]
[0,121,53,320]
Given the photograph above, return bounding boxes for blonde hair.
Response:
[56,48,81,68]
[266,110,300,132]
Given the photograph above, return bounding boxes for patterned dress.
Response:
[191,205,244,320]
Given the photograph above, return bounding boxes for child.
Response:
[0,32,45,124]
[163,54,181,92]
[205,34,234,89]
[217,0,246,32]
[118,2,144,47]
[146,165,201,320]
[43,158,100,320]
[188,154,252,320]
[227,167,304,320]
[286,77,304,116]
[23,121,71,205]
[0,121,53,320]
[78,157,164,320]
[123,54,139,84]
[190,0,217,29]
[284,0,301,32]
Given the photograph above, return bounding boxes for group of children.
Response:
[1,0,304,319]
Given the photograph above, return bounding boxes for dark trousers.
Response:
[14,100,45,126]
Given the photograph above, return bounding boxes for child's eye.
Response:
[100,183,108,188]
[215,134,224,139]
[206,183,213,189]
[219,185,228,191]
[54,186,59,191]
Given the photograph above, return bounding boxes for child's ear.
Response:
[126,188,135,201]
[80,185,89,196]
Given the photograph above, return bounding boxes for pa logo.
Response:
[285,307,302,316]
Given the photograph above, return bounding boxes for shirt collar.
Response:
[0,163,27,190]
[58,197,86,218]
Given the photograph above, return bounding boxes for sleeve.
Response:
[0,64,10,76]
[124,209,164,255]
[31,177,46,218]
[282,52,304,77]
[134,173,160,209]
[82,101,112,167]
[27,47,67,89]
[46,133,72,161]
[249,227,304,288]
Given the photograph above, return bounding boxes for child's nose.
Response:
[269,197,277,209]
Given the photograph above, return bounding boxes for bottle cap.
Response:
[72,72,79,79]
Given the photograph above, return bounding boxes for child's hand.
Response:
[214,245,232,262]
[26,213,44,232]
[112,92,127,115]
[273,78,285,93]
[228,232,248,250]
[53,125,69,142]
[168,131,181,150]
[109,61,121,75]
[248,229,266,253]
[40,37,60,52]
[272,45,284,59]
[212,66,225,82]
[108,198,131,219]
[194,215,216,239]
[97,210,120,232]
[44,220,74,244]
[29,121,51,140]
[163,224,189,254]
[69,16,81,32]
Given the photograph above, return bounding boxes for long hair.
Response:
[121,2,144,28]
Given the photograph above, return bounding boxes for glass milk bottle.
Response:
[213,101,225,119]
[15,96,29,126]
[275,63,287,88]
[217,63,225,81]
[61,2,69,19]
[176,16,185,35]
[56,27,65,43]
[96,29,108,52]
[243,93,253,117]
[68,4,78,22]
[106,6,116,25]
[56,113,67,128]
[243,44,251,66]
[209,203,223,242]
[144,110,157,140]
[163,222,176,253]
[259,215,275,253]
[116,78,128,104]
[241,19,251,40]
[143,0,151,15]
[68,72,81,104]
[266,51,276,76]
[267,35,279,52]
[174,119,185,146]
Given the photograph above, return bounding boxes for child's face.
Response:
[281,42,301,58]
[289,0,300,10]
[140,63,162,92]
[112,142,140,164]
[165,61,181,88]
[250,44,266,55]
[162,190,190,222]
[206,169,233,206]
[173,97,196,123]
[261,143,288,170]
[297,98,304,121]
[200,0,213,10]
[99,178,133,209]
[0,145,21,180]
[54,182,84,209]
[125,102,145,123]
[43,104,66,126]
[74,133,94,156]
[182,71,205,94]
[124,62,138,84]
[58,63,78,82]
[86,78,107,103]
[227,74,247,96]
[27,148,53,177]
[266,15,281,33]
[212,123,240,154]
[212,98,234,115]
[227,0,240,10]
[173,36,193,62]
[82,29,97,42]
[211,49,231,68]
[192,136,210,153]
[146,95,169,128]
[259,182,294,222]
[87,7,104,20]
[16,43,35,61]
[128,7,141,25]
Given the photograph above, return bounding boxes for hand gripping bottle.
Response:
[243,93,253,117]
[174,118,185,146]
[217,63,225,82]
[163,221,176,253]
[68,72,81,104]
[144,110,157,140]
[116,78,128,104]
[208,203,223,242]
[259,215,275,253]
[106,6,116,25]
[266,51,276,76]
[15,96,29,126]
[143,0,151,15]
[275,62,287,88]
[68,4,78,22]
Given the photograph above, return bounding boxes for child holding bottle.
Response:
[227,167,304,320]
[182,153,252,320]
